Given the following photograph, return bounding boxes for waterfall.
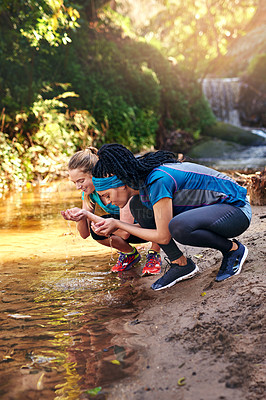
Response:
[202,78,241,126]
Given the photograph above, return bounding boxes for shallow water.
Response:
[0,181,139,400]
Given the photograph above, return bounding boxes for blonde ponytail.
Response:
[68,147,99,174]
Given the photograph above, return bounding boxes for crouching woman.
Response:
[90,143,251,291]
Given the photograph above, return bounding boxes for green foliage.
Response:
[0,0,80,112]
[31,95,76,153]
[103,103,159,151]
[62,33,215,149]
[0,93,98,190]
[28,93,99,169]
[0,133,29,192]
[0,0,217,192]
[2,0,80,48]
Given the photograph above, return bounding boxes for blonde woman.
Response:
[61,147,161,275]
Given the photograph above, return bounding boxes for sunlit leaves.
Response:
[138,0,258,75]
[98,4,134,38]
[1,0,80,48]
[0,91,98,191]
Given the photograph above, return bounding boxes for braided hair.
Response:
[93,143,178,189]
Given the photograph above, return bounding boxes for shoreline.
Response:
[104,205,266,400]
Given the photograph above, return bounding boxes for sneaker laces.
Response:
[117,252,126,265]
[145,252,157,267]
[117,248,137,264]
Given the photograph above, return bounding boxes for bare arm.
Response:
[76,199,94,238]
[61,199,96,239]
[62,197,137,241]
[64,205,134,239]
[114,199,134,240]
[62,206,115,227]
[92,198,173,245]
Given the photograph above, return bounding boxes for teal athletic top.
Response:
[82,190,120,216]
[139,162,251,221]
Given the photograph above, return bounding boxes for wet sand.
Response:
[104,205,266,400]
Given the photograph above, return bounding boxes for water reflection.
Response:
[0,181,79,232]
[0,181,141,399]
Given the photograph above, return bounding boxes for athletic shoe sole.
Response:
[152,265,199,291]
[215,246,248,282]
[141,270,161,276]
[234,246,248,276]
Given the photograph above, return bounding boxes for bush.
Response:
[0,134,30,192]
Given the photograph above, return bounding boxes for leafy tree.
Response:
[0,0,216,191]
[0,0,80,110]
[120,0,259,76]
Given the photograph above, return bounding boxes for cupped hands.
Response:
[91,218,118,236]
[61,207,92,222]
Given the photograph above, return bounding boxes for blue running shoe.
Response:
[215,239,248,282]
[151,258,199,291]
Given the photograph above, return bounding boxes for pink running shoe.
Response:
[141,250,162,276]
[111,247,141,272]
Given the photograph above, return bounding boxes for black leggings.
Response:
[130,195,250,261]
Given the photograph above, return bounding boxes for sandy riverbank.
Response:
[104,205,266,400]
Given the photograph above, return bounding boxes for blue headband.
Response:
[92,175,125,191]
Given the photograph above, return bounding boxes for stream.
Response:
[0,180,141,400]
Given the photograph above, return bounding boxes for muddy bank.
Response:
[104,206,266,400]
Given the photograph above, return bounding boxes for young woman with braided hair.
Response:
[88,143,251,291]
[61,147,162,275]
